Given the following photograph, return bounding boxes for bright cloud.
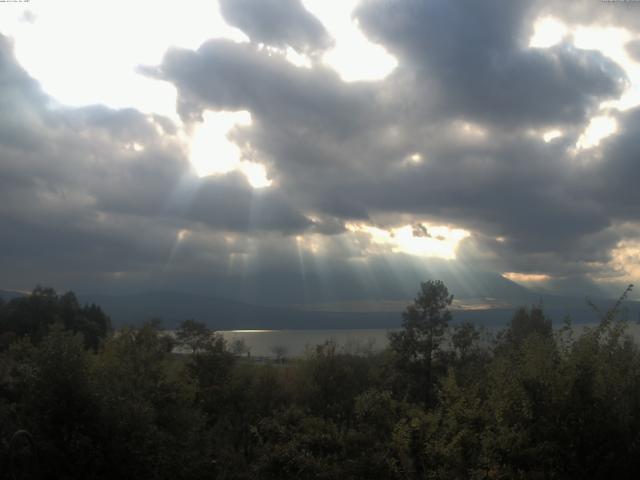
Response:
[1,0,640,302]
[503,272,552,283]
[302,0,397,81]
[346,223,470,260]
[542,129,563,143]
[529,16,568,49]
[0,0,248,118]
[189,110,252,176]
[576,115,618,150]
[189,110,271,188]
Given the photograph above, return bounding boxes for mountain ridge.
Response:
[3,284,638,330]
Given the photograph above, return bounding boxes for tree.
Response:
[271,344,288,363]
[449,321,489,386]
[298,340,372,423]
[389,280,453,407]
[499,304,552,352]
[0,287,111,351]
[92,321,207,480]
[230,338,251,358]
[175,319,213,354]
[25,324,99,477]
[186,332,236,425]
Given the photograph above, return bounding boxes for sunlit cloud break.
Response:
[346,223,470,260]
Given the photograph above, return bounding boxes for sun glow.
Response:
[529,17,568,49]
[239,162,273,189]
[408,153,423,163]
[190,110,252,176]
[189,110,272,188]
[0,0,248,119]
[543,129,563,143]
[575,115,618,150]
[302,0,397,82]
[346,222,470,260]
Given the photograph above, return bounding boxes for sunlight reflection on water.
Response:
[217,322,640,358]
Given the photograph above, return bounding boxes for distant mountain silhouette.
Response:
[3,275,638,330]
[0,289,26,301]
[78,291,404,330]
[202,267,539,307]
[77,288,640,331]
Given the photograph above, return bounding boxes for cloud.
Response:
[0,34,313,292]
[143,0,640,296]
[412,224,431,238]
[355,0,627,128]
[218,0,332,53]
[535,0,640,32]
[2,0,640,302]
[145,39,377,131]
[586,107,640,218]
[176,172,312,233]
[627,39,640,62]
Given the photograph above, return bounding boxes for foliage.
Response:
[1,282,640,479]
[0,286,110,351]
[175,318,214,354]
[388,279,454,406]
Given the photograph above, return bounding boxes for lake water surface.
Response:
[219,322,640,358]
[219,329,391,357]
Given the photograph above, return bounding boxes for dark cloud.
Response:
[143,0,639,297]
[219,0,332,53]
[0,36,312,237]
[586,107,640,218]
[412,224,431,238]
[355,0,627,128]
[2,0,640,302]
[180,172,312,233]
[145,40,393,222]
[0,34,313,294]
[146,39,379,133]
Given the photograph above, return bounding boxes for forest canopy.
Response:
[1,281,639,479]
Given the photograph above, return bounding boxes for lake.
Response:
[219,328,392,357]
[219,322,640,358]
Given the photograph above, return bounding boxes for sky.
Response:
[1,0,640,305]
